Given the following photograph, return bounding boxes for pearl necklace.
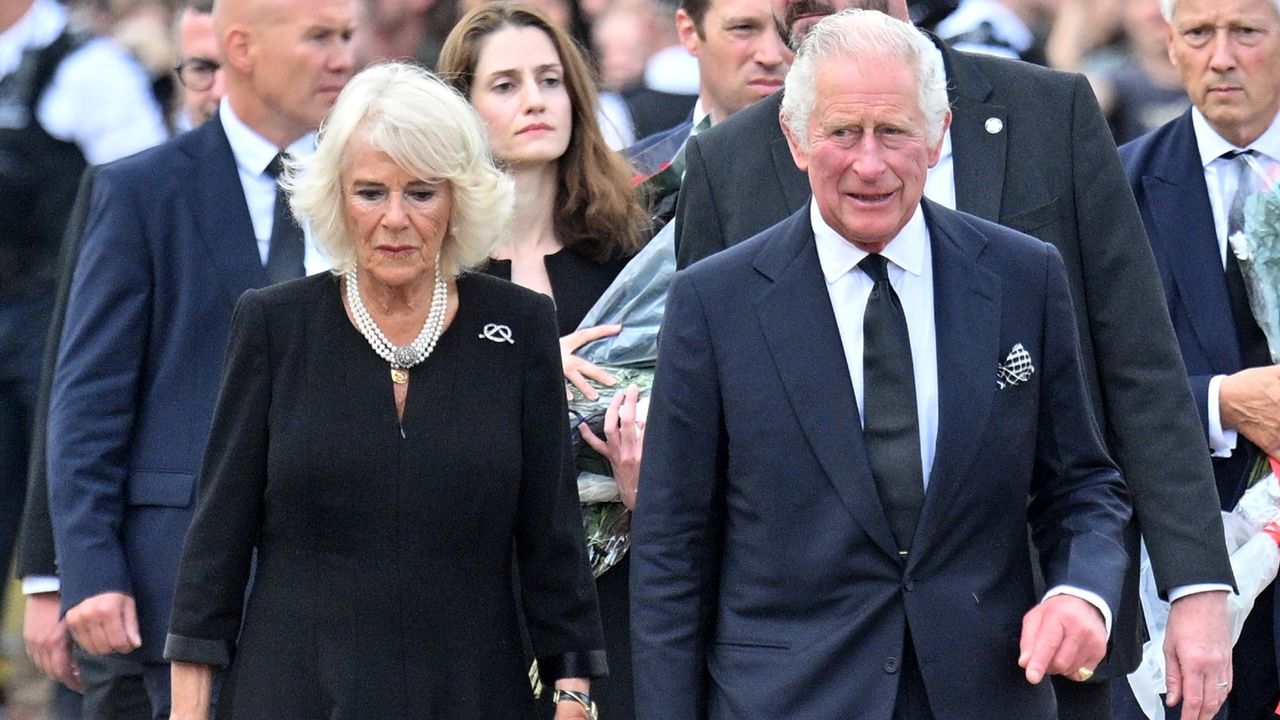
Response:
[344,258,448,384]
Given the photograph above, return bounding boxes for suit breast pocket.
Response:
[1004,197,1062,235]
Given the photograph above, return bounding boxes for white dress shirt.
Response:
[0,0,167,164]
[1190,108,1280,458]
[219,97,328,275]
[810,200,1112,634]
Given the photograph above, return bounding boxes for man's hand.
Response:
[1220,366,1280,454]
[23,592,82,691]
[1164,590,1231,720]
[65,591,141,655]
[1018,595,1107,685]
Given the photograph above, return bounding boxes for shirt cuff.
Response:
[1208,375,1238,458]
[1167,583,1234,603]
[22,576,61,595]
[1044,585,1112,639]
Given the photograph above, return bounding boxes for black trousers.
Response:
[73,650,153,720]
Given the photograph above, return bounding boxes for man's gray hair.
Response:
[1160,0,1280,22]
[284,62,514,278]
[780,9,949,148]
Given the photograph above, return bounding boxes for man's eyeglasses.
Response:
[174,58,221,92]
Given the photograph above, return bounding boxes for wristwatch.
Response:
[551,688,599,720]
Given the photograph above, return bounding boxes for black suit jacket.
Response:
[633,202,1130,718]
[672,41,1231,674]
[16,165,96,582]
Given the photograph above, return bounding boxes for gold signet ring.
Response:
[1075,667,1094,682]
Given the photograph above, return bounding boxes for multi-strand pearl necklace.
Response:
[344,257,448,384]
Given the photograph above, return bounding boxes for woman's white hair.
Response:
[780,9,950,149]
[1161,0,1280,21]
[284,62,515,279]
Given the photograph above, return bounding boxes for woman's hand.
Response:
[170,661,215,720]
[560,325,622,400]
[554,702,592,720]
[553,678,594,720]
[580,383,642,509]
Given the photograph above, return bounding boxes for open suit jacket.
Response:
[1120,111,1278,713]
[672,39,1230,675]
[1120,110,1269,507]
[47,113,268,662]
[632,202,1131,719]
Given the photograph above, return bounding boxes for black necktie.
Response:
[264,153,306,284]
[859,254,925,556]
[1222,150,1271,368]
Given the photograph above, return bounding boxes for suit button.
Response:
[884,657,900,674]
[903,576,914,592]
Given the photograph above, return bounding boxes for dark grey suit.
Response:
[672,38,1232,701]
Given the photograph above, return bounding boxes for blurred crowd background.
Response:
[15,0,1191,151]
[0,0,1193,716]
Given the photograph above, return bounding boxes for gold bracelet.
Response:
[551,688,599,720]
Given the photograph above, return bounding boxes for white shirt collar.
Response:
[1192,105,1280,167]
[219,96,317,176]
[691,98,712,136]
[0,0,66,77]
[811,199,928,284]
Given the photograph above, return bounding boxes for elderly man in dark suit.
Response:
[44,0,357,715]
[1120,0,1280,715]
[632,11,1131,718]
[671,0,1235,718]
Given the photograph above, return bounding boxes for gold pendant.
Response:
[391,366,409,384]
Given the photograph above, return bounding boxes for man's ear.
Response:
[222,24,254,74]
[927,110,952,168]
[780,113,809,172]
[675,9,701,56]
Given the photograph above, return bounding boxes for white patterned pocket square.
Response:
[996,343,1035,389]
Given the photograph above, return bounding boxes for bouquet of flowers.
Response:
[1227,168,1280,364]
[568,223,675,578]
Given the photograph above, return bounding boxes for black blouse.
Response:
[481,246,630,335]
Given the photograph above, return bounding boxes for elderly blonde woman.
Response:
[163,62,606,720]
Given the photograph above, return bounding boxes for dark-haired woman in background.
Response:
[440,6,648,717]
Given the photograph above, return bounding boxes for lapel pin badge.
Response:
[479,323,515,344]
[985,117,1004,135]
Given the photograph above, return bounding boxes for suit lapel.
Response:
[911,203,1001,560]
[942,43,1008,222]
[753,209,900,560]
[188,113,268,308]
[1142,113,1241,372]
[762,93,812,212]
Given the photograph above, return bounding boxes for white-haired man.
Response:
[632,10,1131,719]
[1121,0,1280,715]
[674,0,1235,716]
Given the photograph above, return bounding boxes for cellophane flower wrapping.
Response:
[1228,182,1280,365]
[568,225,675,578]
[1129,457,1280,719]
